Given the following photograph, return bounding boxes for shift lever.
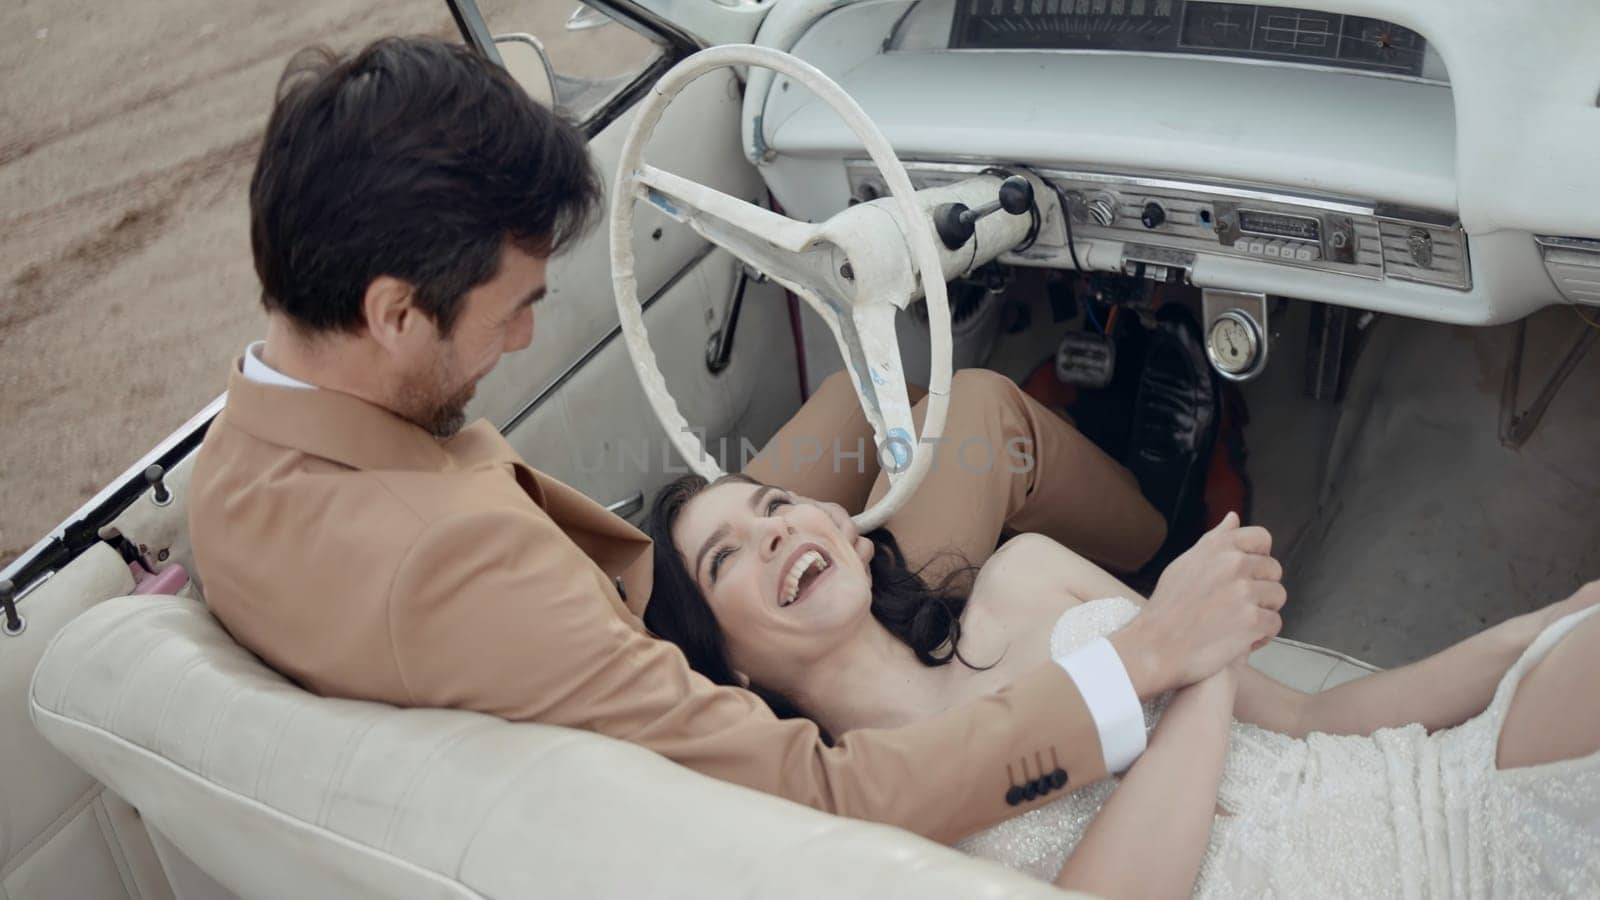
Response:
[934,176,1034,250]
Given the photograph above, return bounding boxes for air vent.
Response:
[1353,220,1385,269]
[1535,235,1600,307]
[1377,221,1470,290]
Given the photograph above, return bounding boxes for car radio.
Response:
[1212,200,1353,265]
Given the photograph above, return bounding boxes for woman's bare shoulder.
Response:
[969,535,1092,627]
[973,534,1143,619]
[953,536,1145,698]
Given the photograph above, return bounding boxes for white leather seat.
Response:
[29,595,1073,900]
[30,594,1375,900]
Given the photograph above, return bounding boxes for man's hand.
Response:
[1112,512,1285,698]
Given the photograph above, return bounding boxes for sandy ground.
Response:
[0,0,650,565]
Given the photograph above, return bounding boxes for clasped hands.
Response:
[1112,512,1286,699]
[807,495,1286,699]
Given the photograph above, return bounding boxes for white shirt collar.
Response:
[241,341,314,390]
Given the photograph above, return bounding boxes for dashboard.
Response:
[744,0,1600,326]
[949,2,1435,80]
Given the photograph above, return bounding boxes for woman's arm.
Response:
[1008,533,1583,740]
[1055,666,1236,899]
[1233,595,1600,738]
[1251,625,1523,737]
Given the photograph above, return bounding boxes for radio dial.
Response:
[1141,202,1167,229]
[1087,193,1118,228]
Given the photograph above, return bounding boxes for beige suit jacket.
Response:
[190,366,1111,845]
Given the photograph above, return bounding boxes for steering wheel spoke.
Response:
[826,305,919,482]
[635,165,842,293]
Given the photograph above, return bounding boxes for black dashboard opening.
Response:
[950,1,1427,77]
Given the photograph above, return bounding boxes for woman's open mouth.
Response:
[779,545,833,608]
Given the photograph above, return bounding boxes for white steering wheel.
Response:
[611,44,951,531]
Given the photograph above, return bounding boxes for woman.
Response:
[644,473,1600,897]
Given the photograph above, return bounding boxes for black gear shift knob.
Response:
[998,175,1033,216]
[935,175,1037,250]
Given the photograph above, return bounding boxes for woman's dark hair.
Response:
[643,474,986,722]
[250,36,600,337]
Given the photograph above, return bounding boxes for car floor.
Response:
[1246,305,1600,667]
[976,285,1600,668]
[896,276,1597,668]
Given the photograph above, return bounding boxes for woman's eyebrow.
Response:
[748,485,778,511]
[694,524,731,581]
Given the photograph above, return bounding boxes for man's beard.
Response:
[397,347,477,439]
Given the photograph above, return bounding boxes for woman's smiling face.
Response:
[670,480,875,688]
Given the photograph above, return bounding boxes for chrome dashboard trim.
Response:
[849,158,1471,290]
[1373,202,1460,228]
[1039,169,1376,218]
[1531,235,1600,307]
[1533,235,1600,252]
[890,48,1451,87]
[874,159,1378,217]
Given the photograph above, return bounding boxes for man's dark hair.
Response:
[250,36,600,336]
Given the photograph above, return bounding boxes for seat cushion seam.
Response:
[34,708,491,900]
[254,697,304,802]
[90,794,141,899]
[379,719,505,852]
[196,678,251,783]
[0,785,101,881]
[315,709,390,828]
[148,655,208,766]
[452,736,587,879]
[47,602,151,714]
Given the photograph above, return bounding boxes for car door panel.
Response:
[468,67,766,435]
[503,246,799,513]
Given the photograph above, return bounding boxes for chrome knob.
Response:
[1140,201,1167,229]
[1407,228,1434,268]
[1087,193,1118,228]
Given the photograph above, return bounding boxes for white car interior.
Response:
[4,0,1596,896]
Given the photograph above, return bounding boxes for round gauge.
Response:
[1206,310,1264,379]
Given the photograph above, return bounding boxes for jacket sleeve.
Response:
[387,507,1110,845]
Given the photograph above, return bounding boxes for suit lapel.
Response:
[446,422,656,614]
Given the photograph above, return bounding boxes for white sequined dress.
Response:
[957,597,1600,896]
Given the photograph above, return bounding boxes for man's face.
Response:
[396,243,546,437]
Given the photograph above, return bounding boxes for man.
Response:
[191,36,1285,846]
